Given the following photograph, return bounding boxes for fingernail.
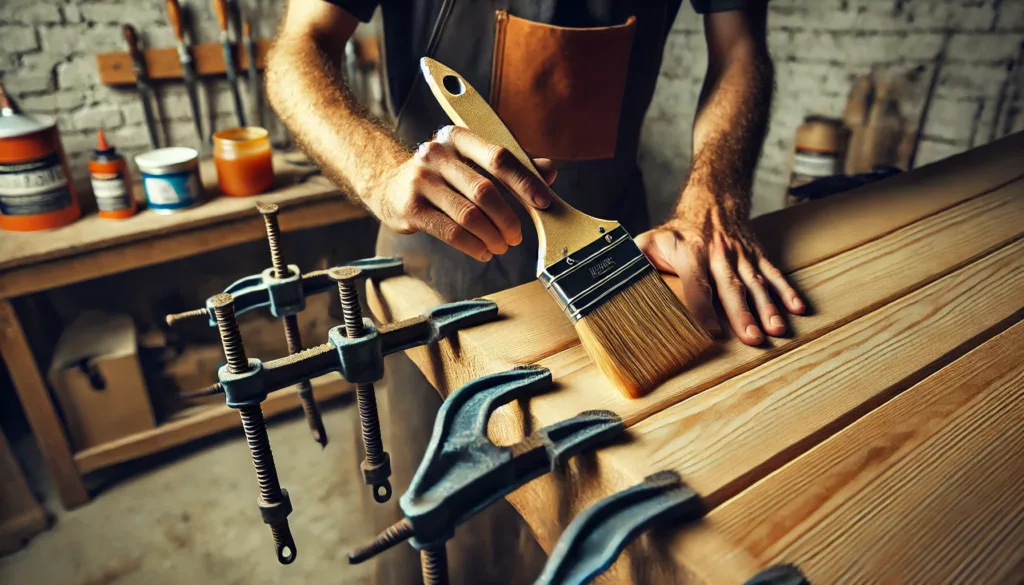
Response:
[510,231,523,246]
[481,252,493,262]
[745,324,764,342]
[533,195,550,209]
[769,315,785,330]
[702,319,722,336]
[792,297,805,311]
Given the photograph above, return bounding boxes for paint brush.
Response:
[420,57,713,398]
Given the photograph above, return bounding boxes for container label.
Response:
[0,153,74,216]
[91,171,132,212]
[790,148,840,188]
[143,171,200,210]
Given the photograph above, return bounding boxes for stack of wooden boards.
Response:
[366,132,1024,584]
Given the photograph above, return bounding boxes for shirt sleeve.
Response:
[690,0,768,13]
[322,0,379,23]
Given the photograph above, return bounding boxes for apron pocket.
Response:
[490,10,636,161]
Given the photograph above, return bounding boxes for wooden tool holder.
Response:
[96,40,270,86]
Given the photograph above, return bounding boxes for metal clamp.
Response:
[534,471,705,585]
[165,256,404,326]
[347,367,625,585]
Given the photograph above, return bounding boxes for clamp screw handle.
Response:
[348,517,413,564]
[421,545,449,585]
[256,202,287,279]
[329,266,364,337]
[165,307,209,327]
[210,293,248,374]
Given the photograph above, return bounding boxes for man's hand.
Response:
[364,126,557,262]
[635,192,805,346]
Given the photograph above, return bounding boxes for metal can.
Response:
[0,83,80,231]
[135,147,203,213]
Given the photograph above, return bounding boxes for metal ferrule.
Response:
[539,226,654,322]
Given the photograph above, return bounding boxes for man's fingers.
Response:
[422,180,508,256]
[664,238,719,336]
[709,237,764,345]
[435,155,523,247]
[758,255,806,314]
[736,256,786,337]
[532,158,558,185]
[413,206,492,262]
[445,126,553,209]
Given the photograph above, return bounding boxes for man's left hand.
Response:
[635,199,805,346]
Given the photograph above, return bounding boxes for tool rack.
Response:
[0,154,367,509]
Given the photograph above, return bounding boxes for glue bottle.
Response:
[89,130,136,219]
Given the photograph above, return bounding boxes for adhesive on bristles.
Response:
[574,271,713,398]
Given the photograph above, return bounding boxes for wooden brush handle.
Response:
[420,57,618,268]
[166,0,185,42]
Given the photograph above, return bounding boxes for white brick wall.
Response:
[2,1,1021,218]
[641,0,1024,220]
[0,0,287,194]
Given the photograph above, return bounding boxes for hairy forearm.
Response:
[678,48,773,225]
[266,33,410,204]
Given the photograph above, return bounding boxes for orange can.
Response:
[0,83,80,231]
[213,127,274,197]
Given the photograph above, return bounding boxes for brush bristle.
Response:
[574,271,713,398]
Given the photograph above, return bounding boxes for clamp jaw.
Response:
[213,298,498,407]
[348,366,625,583]
[168,256,405,325]
[535,471,809,585]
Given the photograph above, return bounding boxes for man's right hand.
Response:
[364,126,557,262]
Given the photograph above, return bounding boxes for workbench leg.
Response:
[0,299,89,509]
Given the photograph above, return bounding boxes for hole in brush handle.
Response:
[442,74,465,96]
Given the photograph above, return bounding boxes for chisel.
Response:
[122,25,160,148]
[213,0,246,128]
[166,0,205,143]
[243,20,263,128]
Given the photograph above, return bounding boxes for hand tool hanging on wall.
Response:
[243,19,263,128]
[122,25,160,148]
[165,0,205,143]
[347,367,625,585]
[213,0,246,128]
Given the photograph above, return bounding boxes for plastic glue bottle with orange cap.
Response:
[89,130,137,219]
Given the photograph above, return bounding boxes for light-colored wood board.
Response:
[751,130,1024,272]
[503,237,1024,563]
[703,322,1024,584]
[96,40,270,85]
[369,148,1024,399]
[0,154,350,272]
[73,374,352,473]
[0,299,89,508]
[369,177,1024,426]
[0,424,49,554]
[0,192,367,299]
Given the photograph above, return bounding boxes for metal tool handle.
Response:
[166,0,185,41]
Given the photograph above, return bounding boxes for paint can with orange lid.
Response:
[0,82,80,231]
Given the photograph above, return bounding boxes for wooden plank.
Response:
[751,131,1024,272]
[96,40,270,86]
[369,177,1024,425]
[0,299,89,508]
[704,322,1024,584]
[74,375,352,473]
[505,235,1024,573]
[704,323,1024,581]
[0,424,49,554]
[0,154,347,273]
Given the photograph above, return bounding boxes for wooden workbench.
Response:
[367,132,1024,584]
[0,153,366,509]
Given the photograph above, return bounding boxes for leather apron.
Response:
[368,3,680,584]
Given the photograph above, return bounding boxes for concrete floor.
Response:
[0,397,377,585]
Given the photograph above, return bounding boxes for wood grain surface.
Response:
[706,322,1024,584]
[95,40,269,85]
[503,236,1023,558]
[369,177,1024,427]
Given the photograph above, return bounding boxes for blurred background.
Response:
[0,1,1021,584]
